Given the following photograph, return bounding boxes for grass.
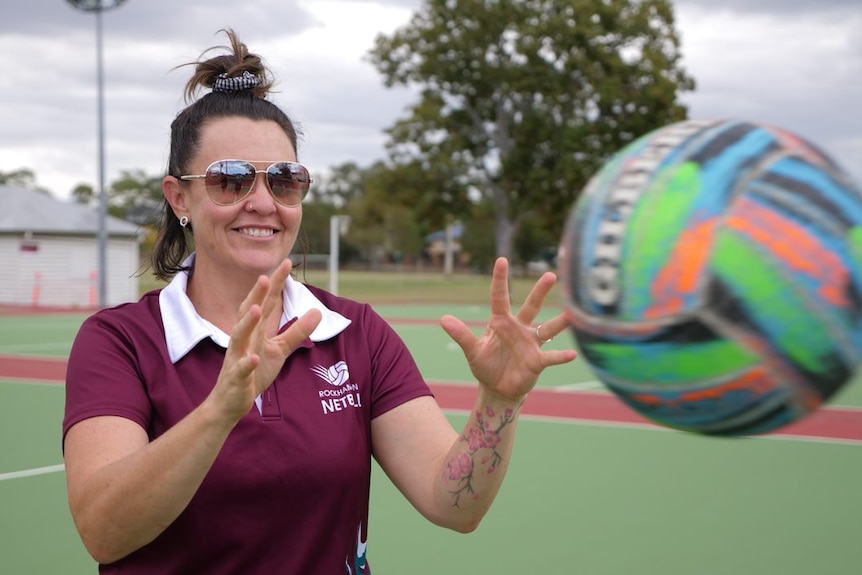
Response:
[138,265,560,305]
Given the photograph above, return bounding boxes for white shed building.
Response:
[0,185,143,308]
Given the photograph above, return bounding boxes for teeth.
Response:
[239,228,274,238]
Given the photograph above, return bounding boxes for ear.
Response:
[163,175,188,220]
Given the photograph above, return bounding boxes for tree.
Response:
[308,162,366,208]
[108,169,164,224]
[369,0,695,261]
[514,214,557,270]
[460,199,498,272]
[343,162,427,268]
[0,168,52,195]
[71,183,96,205]
[304,162,372,265]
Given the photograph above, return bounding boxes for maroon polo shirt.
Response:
[63,284,432,574]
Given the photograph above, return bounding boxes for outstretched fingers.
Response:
[535,312,575,343]
[261,259,292,318]
[537,317,579,362]
[515,271,558,325]
[228,298,264,363]
[273,308,322,356]
[236,259,291,319]
[488,257,513,317]
[439,314,477,356]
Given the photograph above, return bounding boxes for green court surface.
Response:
[1,308,861,574]
[0,313,86,358]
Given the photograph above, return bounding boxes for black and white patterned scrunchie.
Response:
[212,71,262,93]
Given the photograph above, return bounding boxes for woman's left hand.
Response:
[440,257,578,403]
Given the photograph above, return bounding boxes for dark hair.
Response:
[150,28,308,281]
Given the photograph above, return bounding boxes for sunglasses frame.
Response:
[179,159,312,207]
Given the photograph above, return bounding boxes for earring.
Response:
[179,215,189,228]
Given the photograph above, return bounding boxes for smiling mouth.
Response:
[237,228,276,238]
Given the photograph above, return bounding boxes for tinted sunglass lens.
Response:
[268,163,310,205]
[206,161,255,204]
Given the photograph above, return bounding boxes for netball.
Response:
[559,118,862,436]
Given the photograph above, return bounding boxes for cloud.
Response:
[0,0,417,195]
[0,0,859,199]
[675,1,862,182]
[676,0,859,15]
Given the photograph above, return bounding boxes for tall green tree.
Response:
[369,0,695,260]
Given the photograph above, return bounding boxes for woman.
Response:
[62,29,577,574]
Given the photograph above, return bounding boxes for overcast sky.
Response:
[1,0,859,200]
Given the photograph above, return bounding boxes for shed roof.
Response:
[0,185,141,237]
[425,222,464,243]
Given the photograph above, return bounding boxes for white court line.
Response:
[555,380,605,391]
[0,464,65,481]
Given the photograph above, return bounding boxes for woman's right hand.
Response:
[208,259,322,423]
[64,260,321,563]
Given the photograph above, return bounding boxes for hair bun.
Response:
[179,28,273,102]
[212,71,263,94]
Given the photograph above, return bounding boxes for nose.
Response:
[247,169,276,213]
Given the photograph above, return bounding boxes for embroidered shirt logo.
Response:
[313,361,361,415]
[311,361,350,386]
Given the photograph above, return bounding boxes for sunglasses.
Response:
[179,159,312,207]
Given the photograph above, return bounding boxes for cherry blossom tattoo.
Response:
[443,404,518,507]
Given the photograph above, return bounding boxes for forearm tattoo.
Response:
[443,405,518,507]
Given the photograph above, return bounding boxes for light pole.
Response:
[66,0,128,308]
[328,215,351,296]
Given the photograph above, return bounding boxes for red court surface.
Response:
[2,354,860,443]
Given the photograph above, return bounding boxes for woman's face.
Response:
[167,116,303,281]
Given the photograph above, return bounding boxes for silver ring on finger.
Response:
[535,323,553,344]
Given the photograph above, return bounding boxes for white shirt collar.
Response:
[159,254,351,363]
